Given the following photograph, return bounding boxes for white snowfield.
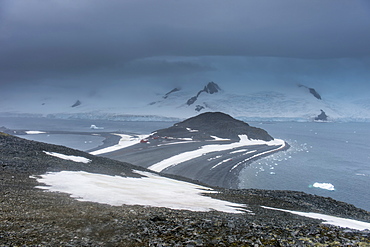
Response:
[148,135,285,172]
[43,151,91,164]
[25,131,46,134]
[33,170,247,214]
[313,182,335,191]
[89,134,148,155]
[262,206,370,231]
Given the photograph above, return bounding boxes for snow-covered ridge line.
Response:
[262,206,370,231]
[3,111,370,123]
[148,135,285,173]
[43,151,91,164]
[45,113,182,122]
[33,170,248,214]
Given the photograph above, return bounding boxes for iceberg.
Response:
[312,182,335,191]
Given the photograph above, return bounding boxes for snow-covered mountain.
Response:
[1,81,370,122]
[143,82,370,122]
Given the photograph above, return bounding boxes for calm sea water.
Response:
[239,122,370,211]
[2,117,369,211]
[1,117,175,151]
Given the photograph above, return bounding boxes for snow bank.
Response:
[186,128,199,132]
[43,151,91,163]
[149,135,285,172]
[262,206,370,231]
[210,136,230,141]
[312,182,335,191]
[90,134,148,155]
[34,170,247,214]
[230,149,248,154]
[25,131,46,134]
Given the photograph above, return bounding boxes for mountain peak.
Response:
[153,112,274,141]
[187,82,221,106]
[203,82,221,94]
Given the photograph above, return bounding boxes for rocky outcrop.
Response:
[315,109,328,121]
[298,84,322,100]
[186,82,221,106]
[309,88,322,100]
[71,100,82,107]
[163,87,181,99]
[152,112,274,141]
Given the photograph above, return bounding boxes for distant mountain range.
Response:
[145,82,370,122]
[1,81,370,122]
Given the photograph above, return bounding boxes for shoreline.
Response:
[95,134,290,189]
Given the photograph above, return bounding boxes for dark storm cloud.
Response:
[1,0,370,86]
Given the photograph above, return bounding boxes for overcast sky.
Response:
[1,0,370,95]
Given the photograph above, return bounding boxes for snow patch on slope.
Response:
[148,135,285,172]
[33,170,248,214]
[262,206,370,231]
[90,134,148,155]
[43,151,91,163]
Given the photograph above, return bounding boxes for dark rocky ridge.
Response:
[298,84,322,100]
[71,100,82,107]
[152,112,274,141]
[309,87,322,100]
[186,82,220,106]
[1,132,370,246]
[163,87,181,99]
[0,132,142,177]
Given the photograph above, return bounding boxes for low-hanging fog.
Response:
[1,0,370,116]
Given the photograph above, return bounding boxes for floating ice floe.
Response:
[312,182,335,191]
[262,206,370,231]
[33,170,248,214]
[90,125,104,130]
[25,131,46,134]
[43,151,91,164]
[90,134,148,155]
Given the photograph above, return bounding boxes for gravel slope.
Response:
[1,132,370,246]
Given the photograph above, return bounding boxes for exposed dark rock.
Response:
[186,96,198,106]
[203,81,220,94]
[309,88,322,100]
[163,87,181,99]
[152,112,274,141]
[0,132,142,177]
[186,82,221,106]
[315,109,328,121]
[71,100,82,107]
[195,105,205,112]
[298,84,322,100]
